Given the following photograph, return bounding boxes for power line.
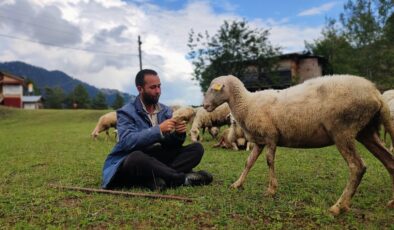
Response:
[0,33,139,57]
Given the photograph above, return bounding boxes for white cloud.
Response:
[298,2,337,16]
[0,0,324,105]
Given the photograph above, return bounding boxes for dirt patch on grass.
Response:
[59,197,82,208]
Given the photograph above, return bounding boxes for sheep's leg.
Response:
[357,132,394,208]
[383,130,394,152]
[231,142,239,151]
[265,144,278,197]
[105,129,110,141]
[213,137,224,148]
[231,145,263,189]
[329,138,366,216]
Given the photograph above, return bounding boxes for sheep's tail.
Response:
[379,98,394,149]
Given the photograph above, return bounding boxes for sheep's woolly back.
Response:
[389,100,394,118]
[190,103,231,141]
[382,90,394,102]
[170,105,182,112]
[91,111,117,139]
[204,75,393,148]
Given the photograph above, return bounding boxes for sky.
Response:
[0,0,347,106]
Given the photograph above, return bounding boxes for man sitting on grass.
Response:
[102,69,213,191]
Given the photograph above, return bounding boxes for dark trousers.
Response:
[108,142,204,188]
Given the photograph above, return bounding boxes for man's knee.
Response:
[188,142,204,158]
[123,151,150,167]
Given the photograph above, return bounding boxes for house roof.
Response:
[0,71,25,85]
[22,96,42,102]
[278,51,325,61]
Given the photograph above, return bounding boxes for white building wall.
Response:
[23,103,36,110]
[3,85,23,96]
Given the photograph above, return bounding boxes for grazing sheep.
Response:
[91,111,117,140]
[203,74,394,216]
[190,103,231,142]
[208,126,220,139]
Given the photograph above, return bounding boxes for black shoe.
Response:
[196,170,213,185]
[142,177,167,191]
[184,170,213,186]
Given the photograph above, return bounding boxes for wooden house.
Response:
[240,52,326,91]
[0,71,25,108]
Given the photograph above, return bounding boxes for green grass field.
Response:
[0,106,393,229]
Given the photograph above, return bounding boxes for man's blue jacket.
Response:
[101,96,186,188]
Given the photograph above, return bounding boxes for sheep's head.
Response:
[190,128,200,142]
[209,126,220,139]
[227,113,236,125]
[172,107,195,123]
[203,76,230,112]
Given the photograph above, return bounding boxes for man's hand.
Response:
[174,121,187,134]
[160,119,176,133]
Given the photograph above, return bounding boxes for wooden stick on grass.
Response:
[50,184,194,202]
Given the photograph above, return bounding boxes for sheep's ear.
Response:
[212,83,224,91]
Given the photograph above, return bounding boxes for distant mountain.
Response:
[0,61,135,106]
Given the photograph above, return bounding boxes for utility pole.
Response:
[138,35,142,70]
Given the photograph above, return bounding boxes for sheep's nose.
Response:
[203,104,209,110]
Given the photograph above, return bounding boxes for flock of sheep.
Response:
[90,101,252,151]
[91,74,394,216]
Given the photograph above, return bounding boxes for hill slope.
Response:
[0,61,135,105]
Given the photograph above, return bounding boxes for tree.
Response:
[305,19,356,75]
[339,0,393,81]
[71,84,90,109]
[306,0,394,88]
[111,92,124,110]
[44,87,65,109]
[187,20,281,92]
[91,91,108,109]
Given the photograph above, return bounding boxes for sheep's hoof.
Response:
[387,200,394,208]
[230,182,243,189]
[264,189,276,197]
[328,204,350,216]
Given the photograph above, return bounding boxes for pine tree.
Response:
[44,87,65,109]
[111,92,124,110]
[91,91,108,109]
[71,84,90,109]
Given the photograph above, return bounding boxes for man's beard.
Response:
[142,92,160,105]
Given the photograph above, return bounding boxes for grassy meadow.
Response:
[0,106,393,229]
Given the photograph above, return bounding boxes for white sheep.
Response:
[172,106,196,124]
[214,113,252,151]
[91,111,117,140]
[203,74,394,216]
[190,103,231,142]
[382,90,394,151]
[382,89,394,102]
[383,99,394,152]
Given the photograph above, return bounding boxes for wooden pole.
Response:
[138,35,142,70]
[50,184,193,202]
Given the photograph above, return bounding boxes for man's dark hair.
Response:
[135,69,158,87]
